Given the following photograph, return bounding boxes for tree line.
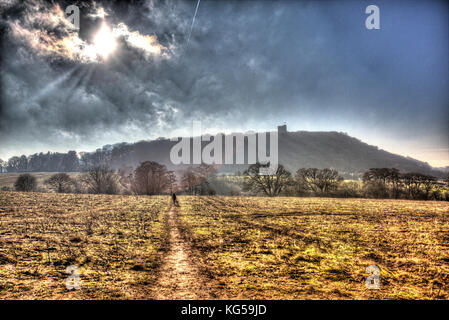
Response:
[361,168,448,200]
[0,151,80,173]
[6,161,449,201]
[242,164,449,200]
[0,149,114,173]
[8,161,218,196]
[0,144,131,173]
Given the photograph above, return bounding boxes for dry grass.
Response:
[0,192,448,299]
[177,196,449,299]
[0,191,170,299]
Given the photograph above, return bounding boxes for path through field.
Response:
[152,206,212,299]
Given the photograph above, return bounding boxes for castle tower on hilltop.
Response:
[277,123,287,133]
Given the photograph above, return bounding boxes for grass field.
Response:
[0,191,448,299]
[0,191,169,299]
[178,197,449,299]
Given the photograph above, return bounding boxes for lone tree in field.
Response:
[81,165,118,194]
[243,163,292,197]
[295,168,343,195]
[134,161,169,195]
[14,173,37,192]
[44,173,74,193]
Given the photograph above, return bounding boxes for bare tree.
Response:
[14,174,37,192]
[386,168,402,199]
[44,173,74,193]
[81,165,118,194]
[166,171,177,194]
[134,161,169,195]
[0,159,6,173]
[296,168,343,195]
[181,168,198,195]
[421,175,436,199]
[179,164,217,195]
[243,163,292,196]
[194,164,217,195]
[117,166,136,194]
[401,172,436,200]
[362,168,399,198]
[195,163,217,179]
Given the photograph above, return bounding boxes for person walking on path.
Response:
[172,193,179,206]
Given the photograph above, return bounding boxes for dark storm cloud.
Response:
[0,0,181,151]
[0,0,448,166]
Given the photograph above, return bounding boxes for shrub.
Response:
[44,173,74,193]
[14,174,37,192]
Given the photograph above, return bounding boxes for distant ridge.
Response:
[102,130,442,178]
[3,129,444,178]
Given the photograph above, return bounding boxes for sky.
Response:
[0,0,448,167]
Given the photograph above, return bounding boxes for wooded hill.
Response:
[3,130,442,179]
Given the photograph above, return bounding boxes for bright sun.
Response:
[93,22,117,59]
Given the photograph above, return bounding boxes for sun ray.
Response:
[30,67,79,102]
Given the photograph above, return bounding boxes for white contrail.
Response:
[186,0,201,45]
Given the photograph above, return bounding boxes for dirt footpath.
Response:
[152,206,214,299]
